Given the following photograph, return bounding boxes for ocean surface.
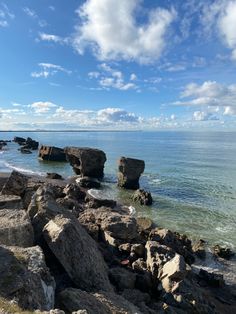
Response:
[1,131,236,251]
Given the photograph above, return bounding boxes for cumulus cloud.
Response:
[97,108,139,123]
[72,0,175,63]
[31,63,71,78]
[193,111,218,121]
[38,32,68,44]
[29,101,57,114]
[224,106,236,116]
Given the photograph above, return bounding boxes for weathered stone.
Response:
[132,189,153,205]
[161,254,187,281]
[24,137,39,150]
[0,194,23,210]
[0,173,9,191]
[85,189,116,208]
[212,244,234,260]
[109,267,136,291]
[76,176,101,189]
[63,183,85,201]
[59,288,141,314]
[13,136,26,145]
[117,157,145,190]
[0,209,34,247]
[198,269,224,287]
[192,239,206,259]
[38,145,67,162]
[19,147,32,154]
[65,147,106,178]
[119,243,132,254]
[0,245,55,311]
[46,173,63,180]
[1,170,28,196]
[149,228,194,265]
[136,217,154,234]
[131,243,145,257]
[43,215,112,292]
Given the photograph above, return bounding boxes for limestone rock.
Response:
[109,267,136,291]
[76,176,101,189]
[161,254,187,281]
[0,209,34,247]
[192,239,206,259]
[59,288,141,314]
[65,147,106,178]
[0,194,23,210]
[117,157,145,190]
[43,215,112,292]
[1,170,29,196]
[38,145,67,162]
[132,189,153,206]
[85,189,116,208]
[0,245,55,311]
[212,244,234,260]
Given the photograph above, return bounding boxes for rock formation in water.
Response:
[117,157,145,189]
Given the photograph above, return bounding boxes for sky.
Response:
[0,0,236,130]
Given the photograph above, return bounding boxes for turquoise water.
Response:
[1,131,236,249]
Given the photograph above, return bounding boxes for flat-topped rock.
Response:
[117,157,145,190]
[0,209,34,247]
[39,145,67,162]
[65,147,106,178]
[0,194,23,210]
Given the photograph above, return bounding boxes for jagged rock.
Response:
[76,176,101,189]
[19,147,32,154]
[132,189,153,205]
[65,147,106,178]
[109,267,136,291]
[0,245,55,311]
[13,136,26,145]
[198,269,224,287]
[117,157,145,190]
[136,217,154,234]
[161,254,187,281]
[1,170,29,196]
[46,173,63,180]
[119,243,132,254]
[85,189,116,208]
[59,288,141,314]
[24,137,39,150]
[131,243,145,257]
[38,145,67,162]
[149,228,194,265]
[212,244,234,260]
[63,183,85,201]
[0,209,34,247]
[43,215,112,292]
[0,194,23,210]
[192,239,206,259]
[0,173,9,191]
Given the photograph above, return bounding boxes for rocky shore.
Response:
[0,141,236,313]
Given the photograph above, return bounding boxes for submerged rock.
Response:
[0,209,34,247]
[117,157,145,190]
[212,244,234,260]
[65,147,106,178]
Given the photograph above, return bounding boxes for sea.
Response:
[1,131,236,266]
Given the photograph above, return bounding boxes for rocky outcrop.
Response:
[132,189,153,205]
[46,173,63,180]
[43,215,112,292]
[212,244,234,259]
[117,157,145,189]
[85,189,116,209]
[0,245,55,311]
[14,137,39,150]
[0,209,34,247]
[76,176,101,189]
[0,194,23,210]
[65,147,106,178]
[1,170,28,196]
[13,136,26,145]
[39,146,67,162]
[59,288,141,314]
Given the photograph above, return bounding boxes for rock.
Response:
[121,289,151,307]
[0,194,23,210]
[65,147,106,178]
[136,217,154,234]
[24,137,39,150]
[212,244,234,259]
[0,173,9,191]
[117,157,145,190]
[46,173,63,180]
[131,243,145,257]
[161,254,187,281]
[0,245,55,311]
[85,189,116,209]
[35,310,65,314]
[119,243,132,254]
[149,228,194,265]
[76,176,101,189]
[1,170,29,196]
[132,189,153,206]
[13,136,26,145]
[59,288,141,314]
[43,215,112,292]
[192,239,206,259]
[19,147,32,154]
[0,209,34,247]
[198,269,224,287]
[63,183,85,201]
[109,267,136,291]
[38,145,67,162]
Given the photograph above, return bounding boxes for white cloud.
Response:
[23,7,47,27]
[0,3,14,27]
[97,108,139,123]
[224,106,236,116]
[38,32,68,44]
[130,73,137,81]
[193,111,218,121]
[88,71,100,79]
[73,0,176,64]
[29,101,57,114]
[31,63,71,78]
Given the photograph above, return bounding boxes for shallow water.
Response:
[1,131,236,250]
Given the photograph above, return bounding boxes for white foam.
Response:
[4,162,44,176]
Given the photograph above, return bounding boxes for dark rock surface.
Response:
[65,147,106,178]
[117,157,145,189]
[132,189,153,205]
[39,145,67,162]
[1,170,29,196]
[0,194,23,210]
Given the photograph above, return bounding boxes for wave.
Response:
[4,162,45,176]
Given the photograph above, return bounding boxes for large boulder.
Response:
[85,189,116,209]
[65,147,106,178]
[59,288,141,314]
[0,245,55,311]
[132,189,153,206]
[0,194,23,210]
[21,137,39,150]
[43,215,112,292]
[1,170,29,196]
[0,209,34,247]
[117,157,145,190]
[38,145,67,162]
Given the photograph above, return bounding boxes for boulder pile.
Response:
[0,169,235,314]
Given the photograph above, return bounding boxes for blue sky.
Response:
[0,0,236,130]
